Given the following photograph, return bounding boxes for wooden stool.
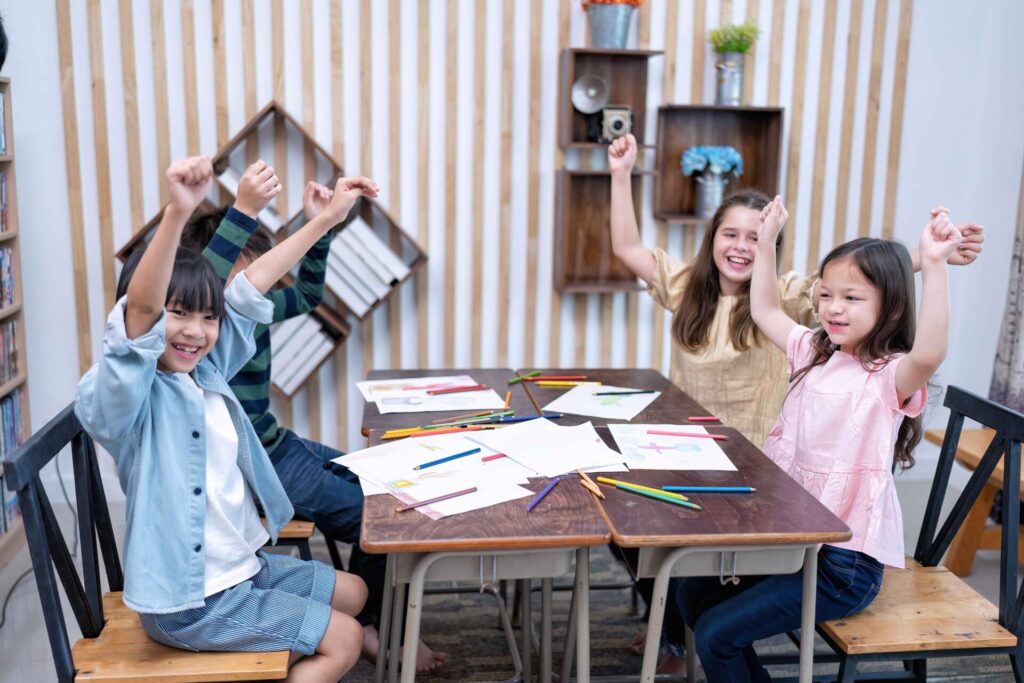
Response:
[924,427,1024,576]
[263,518,348,570]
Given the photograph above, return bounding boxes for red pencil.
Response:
[647,430,729,441]
[426,384,489,395]
[395,486,479,512]
[687,416,720,422]
[481,453,507,462]
[524,375,587,382]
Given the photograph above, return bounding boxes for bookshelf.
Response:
[0,77,29,571]
[114,101,426,398]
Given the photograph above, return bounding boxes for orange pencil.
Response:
[504,391,512,410]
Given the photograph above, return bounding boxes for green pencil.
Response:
[507,370,541,385]
[614,483,702,510]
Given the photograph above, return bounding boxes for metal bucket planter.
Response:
[715,51,744,106]
[695,172,729,219]
[588,4,636,49]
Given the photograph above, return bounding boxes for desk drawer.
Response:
[623,545,808,580]
[393,549,574,584]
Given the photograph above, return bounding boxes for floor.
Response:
[0,470,1014,682]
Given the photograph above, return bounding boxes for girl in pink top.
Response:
[670,196,962,682]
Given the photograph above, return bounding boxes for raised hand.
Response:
[919,209,963,266]
[608,133,637,175]
[757,195,789,243]
[946,221,983,266]
[166,156,213,214]
[321,176,380,225]
[302,181,333,220]
[233,159,282,218]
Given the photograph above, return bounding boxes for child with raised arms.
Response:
[670,198,961,681]
[75,155,378,682]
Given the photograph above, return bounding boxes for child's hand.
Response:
[233,159,281,218]
[757,195,788,245]
[947,220,984,266]
[919,209,963,266]
[166,156,213,214]
[608,134,637,175]
[320,176,380,225]
[302,181,333,220]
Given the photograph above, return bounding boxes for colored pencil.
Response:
[395,486,479,512]
[481,413,563,425]
[593,390,656,396]
[507,370,541,385]
[431,410,493,424]
[527,477,561,512]
[524,375,588,382]
[687,416,720,422]
[577,469,605,499]
[536,381,602,387]
[595,476,690,501]
[519,377,544,414]
[382,425,490,440]
[413,447,482,470]
[504,390,512,409]
[481,453,507,462]
[610,483,702,510]
[426,384,489,395]
[647,430,729,441]
[663,486,756,493]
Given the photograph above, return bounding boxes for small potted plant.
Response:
[582,0,644,50]
[708,22,760,106]
[681,145,744,218]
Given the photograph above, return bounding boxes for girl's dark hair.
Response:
[116,247,225,319]
[179,205,274,263]
[790,237,921,469]
[672,188,775,352]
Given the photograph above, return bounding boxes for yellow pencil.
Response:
[576,469,606,499]
[535,381,603,387]
[595,476,690,502]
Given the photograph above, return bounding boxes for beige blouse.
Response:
[649,248,817,448]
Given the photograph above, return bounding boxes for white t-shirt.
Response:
[180,374,269,597]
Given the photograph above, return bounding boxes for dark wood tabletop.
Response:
[591,426,851,547]
[360,368,537,436]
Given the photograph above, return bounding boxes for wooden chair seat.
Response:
[274,518,315,540]
[71,592,289,682]
[819,560,1017,656]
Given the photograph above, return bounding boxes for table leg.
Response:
[541,578,553,683]
[522,578,533,682]
[639,553,674,683]
[799,546,817,683]
[376,554,396,683]
[390,581,406,683]
[559,574,577,682]
[684,624,695,682]
[400,554,437,683]
[574,547,590,683]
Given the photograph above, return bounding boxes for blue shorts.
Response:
[139,551,337,656]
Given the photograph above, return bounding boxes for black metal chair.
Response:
[4,404,289,682]
[814,385,1024,682]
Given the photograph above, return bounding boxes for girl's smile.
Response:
[817,258,881,354]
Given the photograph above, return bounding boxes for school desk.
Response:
[590,424,851,683]
[360,437,609,683]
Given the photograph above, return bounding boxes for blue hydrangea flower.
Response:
[680,145,743,177]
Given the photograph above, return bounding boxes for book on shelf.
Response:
[338,227,396,287]
[0,170,8,233]
[216,167,285,233]
[329,235,391,300]
[0,319,17,385]
[0,247,13,307]
[324,260,371,317]
[269,314,337,395]
[0,94,6,157]
[3,486,17,533]
[0,388,24,459]
[347,214,411,282]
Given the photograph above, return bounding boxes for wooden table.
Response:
[924,427,1024,576]
[361,431,610,683]
[591,425,851,683]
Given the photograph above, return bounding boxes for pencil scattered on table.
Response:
[596,476,690,501]
[426,384,489,395]
[648,429,729,441]
[507,370,540,385]
[504,390,512,410]
[596,476,701,510]
[527,477,560,512]
[536,380,602,387]
[687,416,720,422]
[663,486,756,494]
[432,409,493,424]
[524,375,588,382]
[577,469,605,499]
[593,390,656,396]
[395,486,479,512]
[519,375,544,414]
[413,447,482,470]
[481,453,507,462]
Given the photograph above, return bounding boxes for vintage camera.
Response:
[600,106,633,143]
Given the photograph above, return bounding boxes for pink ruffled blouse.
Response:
[763,325,926,568]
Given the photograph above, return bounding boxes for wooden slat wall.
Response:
[59,0,915,451]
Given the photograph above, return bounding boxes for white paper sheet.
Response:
[541,385,661,421]
[467,419,625,478]
[355,374,507,414]
[608,424,736,471]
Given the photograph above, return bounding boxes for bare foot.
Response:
[360,625,448,674]
[656,653,687,679]
[627,628,646,655]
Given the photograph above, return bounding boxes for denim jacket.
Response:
[75,273,294,614]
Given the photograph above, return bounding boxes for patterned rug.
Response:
[309,541,1014,682]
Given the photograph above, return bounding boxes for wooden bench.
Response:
[923,427,1024,576]
[813,387,1024,682]
[3,404,291,682]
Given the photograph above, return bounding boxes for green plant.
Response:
[708,22,760,54]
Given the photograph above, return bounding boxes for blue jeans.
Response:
[672,545,883,682]
[271,431,386,628]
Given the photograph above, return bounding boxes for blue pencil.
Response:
[484,413,564,425]
[413,447,482,470]
[662,486,756,493]
[527,477,561,512]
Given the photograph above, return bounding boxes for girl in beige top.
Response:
[609,134,984,449]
